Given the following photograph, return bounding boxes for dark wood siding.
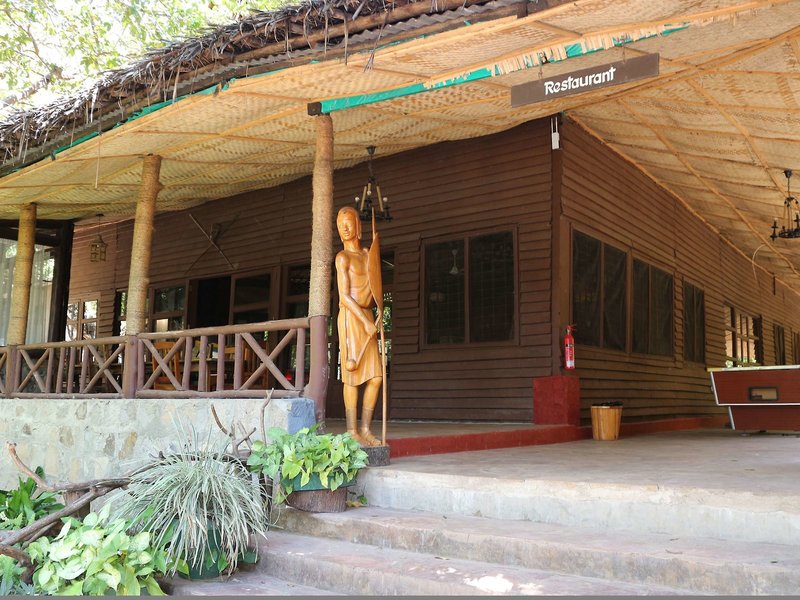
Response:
[561,119,800,422]
[68,120,555,421]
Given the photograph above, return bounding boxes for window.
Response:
[231,272,271,325]
[66,299,98,340]
[571,232,627,350]
[683,282,705,363]
[793,331,800,364]
[724,305,763,367]
[425,231,515,345]
[150,285,185,332]
[774,324,787,365]
[632,260,673,356]
[113,290,127,336]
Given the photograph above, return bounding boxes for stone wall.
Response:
[0,397,315,488]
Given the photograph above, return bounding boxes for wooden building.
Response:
[62,115,800,423]
[3,0,800,427]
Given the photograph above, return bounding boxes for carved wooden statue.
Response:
[335,206,386,447]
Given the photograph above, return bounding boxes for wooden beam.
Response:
[7,204,37,345]
[125,155,163,335]
[307,114,334,421]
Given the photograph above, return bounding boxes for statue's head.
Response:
[336,206,361,241]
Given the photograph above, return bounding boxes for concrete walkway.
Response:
[172,428,800,595]
[376,428,800,496]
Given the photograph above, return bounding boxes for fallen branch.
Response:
[6,443,129,492]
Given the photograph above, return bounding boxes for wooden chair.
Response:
[151,341,182,391]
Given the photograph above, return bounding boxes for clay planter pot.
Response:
[283,473,356,513]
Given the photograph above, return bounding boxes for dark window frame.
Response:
[793,331,800,364]
[66,297,99,341]
[774,323,787,365]
[148,282,186,333]
[229,270,274,326]
[421,228,518,348]
[631,258,674,358]
[724,304,763,367]
[682,281,706,364]
[570,230,628,352]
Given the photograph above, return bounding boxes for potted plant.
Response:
[247,425,368,513]
[111,428,268,580]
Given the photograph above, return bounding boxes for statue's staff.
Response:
[366,210,389,445]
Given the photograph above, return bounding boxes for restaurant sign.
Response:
[511,53,659,107]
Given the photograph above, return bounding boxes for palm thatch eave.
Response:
[0,0,550,176]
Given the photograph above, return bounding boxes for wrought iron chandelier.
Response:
[771,169,800,240]
[354,146,391,222]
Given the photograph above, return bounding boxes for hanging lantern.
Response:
[89,214,107,262]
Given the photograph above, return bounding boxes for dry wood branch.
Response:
[210,404,257,457]
[6,442,129,492]
[1,489,103,548]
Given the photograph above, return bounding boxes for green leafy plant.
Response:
[112,428,268,578]
[0,555,35,596]
[0,467,64,530]
[247,426,369,501]
[25,506,169,596]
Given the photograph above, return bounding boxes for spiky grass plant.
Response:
[112,428,268,576]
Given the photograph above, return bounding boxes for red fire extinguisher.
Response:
[564,325,576,370]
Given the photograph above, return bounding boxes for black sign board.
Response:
[511,53,660,107]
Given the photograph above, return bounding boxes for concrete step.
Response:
[164,568,341,596]
[356,446,800,546]
[256,530,692,596]
[277,506,800,595]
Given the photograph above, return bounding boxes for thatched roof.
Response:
[5,0,800,288]
[0,0,538,171]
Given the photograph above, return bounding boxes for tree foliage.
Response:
[0,0,281,118]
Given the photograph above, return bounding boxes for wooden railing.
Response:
[0,317,310,399]
[5,337,131,398]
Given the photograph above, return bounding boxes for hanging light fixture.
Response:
[89,214,107,262]
[771,169,800,240]
[354,146,392,222]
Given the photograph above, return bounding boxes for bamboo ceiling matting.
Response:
[5,0,800,284]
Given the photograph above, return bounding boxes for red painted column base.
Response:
[533,375,580,426]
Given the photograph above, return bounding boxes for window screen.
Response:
[425,232,515,345]
[572,232,601,346]
[602,245,627,351]
[633,260,673,357]
[425,240,465,344]
[683,283,705,363]
[469,232,514,343]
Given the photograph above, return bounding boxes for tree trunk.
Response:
[7,204,37,345]
[306,115,334,421]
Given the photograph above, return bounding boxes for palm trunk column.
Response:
[122,154,163,397]
[7,203,37,346]
[305,114,334,422]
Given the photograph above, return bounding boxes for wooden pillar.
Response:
[121,155,161,399]
[125,155,162,335]
[305,114,334,422]
[7,204,37,345]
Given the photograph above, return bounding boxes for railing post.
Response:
[122,337,138,399]
[8,345,22,398]
[8,346,19,397]
[296,327,306,391]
